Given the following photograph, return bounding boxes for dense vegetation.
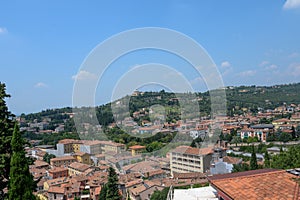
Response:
[233,144,300,172]
[8,124,36,200]
[21,83,300,148]
[0,82,36,199]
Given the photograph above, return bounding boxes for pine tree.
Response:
[250,145,258,170]
[0,82,15,199]
[264,151,270,168]
[106,167,121,200]
[99,184,107,200]
[8,123,36,200]
[100,167,121,200]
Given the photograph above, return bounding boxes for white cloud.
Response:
[34,82,48,88]
[265,64,278,71]
[239,70,256,77]
[190,77,204,84]
[288,63,300,76]
[0,27,8,34]
[259,61,269,67]
[283,0,300,9]
[288,52,300,58]
[72,70,97,80]
[221,61,231,68]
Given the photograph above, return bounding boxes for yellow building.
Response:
[129,145,146,156]
[73,152,91,165]
[50,155,76,167]
[44,177,69,191]
[272,118,291,129]
[100,141,126,154]
[68,162,92,176]
[58,139,83,153]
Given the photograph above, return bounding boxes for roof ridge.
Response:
[212,169,284,182]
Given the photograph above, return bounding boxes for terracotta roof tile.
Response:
[129,145,146,150]
[68,162,91,172]
[48,186,65,194]
[171,146,213,155]
[210,169,300,199]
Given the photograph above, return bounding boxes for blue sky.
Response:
[1,0,300,114]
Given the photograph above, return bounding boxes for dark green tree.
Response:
[250,145,258,170]
[271,145,300,169]
[232,163,250,172]
[43,153,56,164]
[99,167,121,200]
[279,131,292,143]
[99,184,107,200]
[264,151,270,168]
[0,83,15,199]
[106,167,121,200]
[8,124,36,200]
[150,187,169,200]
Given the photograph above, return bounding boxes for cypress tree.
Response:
[250,145,258,170]
[8,123,36,200]
[264,151,270,168]
[0,83,15,199]
[106,167,121,200]
[99,184,107,200]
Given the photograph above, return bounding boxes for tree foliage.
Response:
[43,153,56,164]
[0,83,15,199]
[250,145,258,170]
[264,151,270,168]
[99,167,121,200]
[150,187,169,200]
[8,124,36,200]
[271,145,300,169]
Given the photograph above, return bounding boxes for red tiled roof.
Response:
[222,156,242,165]
[50,156,76,162]
[58,139,83,144]
[48,186,65,194]
[171,146,213,155]
[129,145,146,150]
[48,167,68,173]
[34,160,49,167]
[68,162,91,172]
[209,169,300,199]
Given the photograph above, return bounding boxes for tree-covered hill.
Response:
[21,82,300,127]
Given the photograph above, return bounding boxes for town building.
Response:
[73,151,92,165]
[48,167,68,179]
[50,155,76,167]
[68,162,93,176]
[170,146,214,175]
[129,145,146,156]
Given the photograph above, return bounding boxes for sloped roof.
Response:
[209,169,300,199]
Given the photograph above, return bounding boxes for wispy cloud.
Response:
[34,82,48,88]
[283,0,300,9]
[221,61,231,68]
[288,52,300,58]
[72,70,97,81]
[259,61,269,67]
[264,64,278,71]
[0,27,8,34]
[219,61,233,76]
[288,63,300,76]
[239,70,256,77]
